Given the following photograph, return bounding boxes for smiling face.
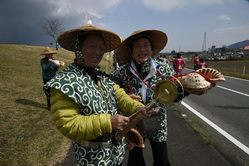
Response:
[131,37,153,63]
[80,34,105,68]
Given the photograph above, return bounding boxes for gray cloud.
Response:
[0,0,81,46]
[1,0,57,45]
[0,0,119,46]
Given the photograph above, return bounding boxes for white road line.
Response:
[217,85,249,97]
[224,75,249,82]
[182,101,249,155]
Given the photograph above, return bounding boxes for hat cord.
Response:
[75,35,88,67]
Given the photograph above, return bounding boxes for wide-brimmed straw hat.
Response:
[57,24,121,52]
[40,47,57,55]
[116,30,168,62]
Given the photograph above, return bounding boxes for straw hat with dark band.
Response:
[40,47,57,55]
[58,24,121,52]
[116,30,168,63]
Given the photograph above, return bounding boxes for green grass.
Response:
[0,44,75,166]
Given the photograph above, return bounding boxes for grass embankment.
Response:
[0,44,75,166]
[185,59,249,80]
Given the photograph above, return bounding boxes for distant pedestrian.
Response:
[40,47,63,110]
[194,54,200,70]
[171,53,185,75]
[198,58,208,69]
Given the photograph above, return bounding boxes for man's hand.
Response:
[135,106,154,121]
[111,114,130,131]
[111,106,154,131]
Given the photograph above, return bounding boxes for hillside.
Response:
[228,39,249,49]
[0,44,75,166]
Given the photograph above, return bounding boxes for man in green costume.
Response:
[45,24,153,166]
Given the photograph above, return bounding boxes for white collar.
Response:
[130,58,157,81]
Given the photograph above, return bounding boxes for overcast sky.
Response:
[1,0,249,52]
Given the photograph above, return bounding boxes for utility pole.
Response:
[202,32,207,55]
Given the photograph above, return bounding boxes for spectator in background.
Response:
[198,58,208,69]
[194,54,200,70]
[40,47,62,110]
[171,53,185,75]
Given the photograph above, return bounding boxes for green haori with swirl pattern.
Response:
[46,63,125,166]
[113,60,174,142]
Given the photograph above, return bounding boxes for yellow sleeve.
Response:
[50,89,112,141]
[114,84,144,116]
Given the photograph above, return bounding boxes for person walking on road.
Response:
[198,58,208,69]
[171,53,185,75]
[194,54,200,70]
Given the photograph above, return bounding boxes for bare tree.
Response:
[42,19,63,50]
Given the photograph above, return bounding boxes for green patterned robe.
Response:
[46,63,126,166]
[112,58,174,142]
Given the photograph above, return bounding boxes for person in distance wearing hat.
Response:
[40,47,63,110]
[44,24,153,166]
[112,29,211,166]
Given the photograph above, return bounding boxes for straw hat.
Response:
[40,47,57,55]
[57,24,121,52]
[116,30,168,62]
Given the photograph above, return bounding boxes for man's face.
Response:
[80,35,105,68]
[132,38,153,63]
[45,54,53,59]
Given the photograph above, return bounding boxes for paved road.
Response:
[58,109,233,166]
[182,69,249,165]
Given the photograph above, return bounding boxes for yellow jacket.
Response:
[50,84,143,141]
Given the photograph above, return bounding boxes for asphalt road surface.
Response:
[180,68,249,165]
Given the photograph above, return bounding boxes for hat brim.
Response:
[40,51,57,55]
[116,30,168,63]
[58,24,121,52]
